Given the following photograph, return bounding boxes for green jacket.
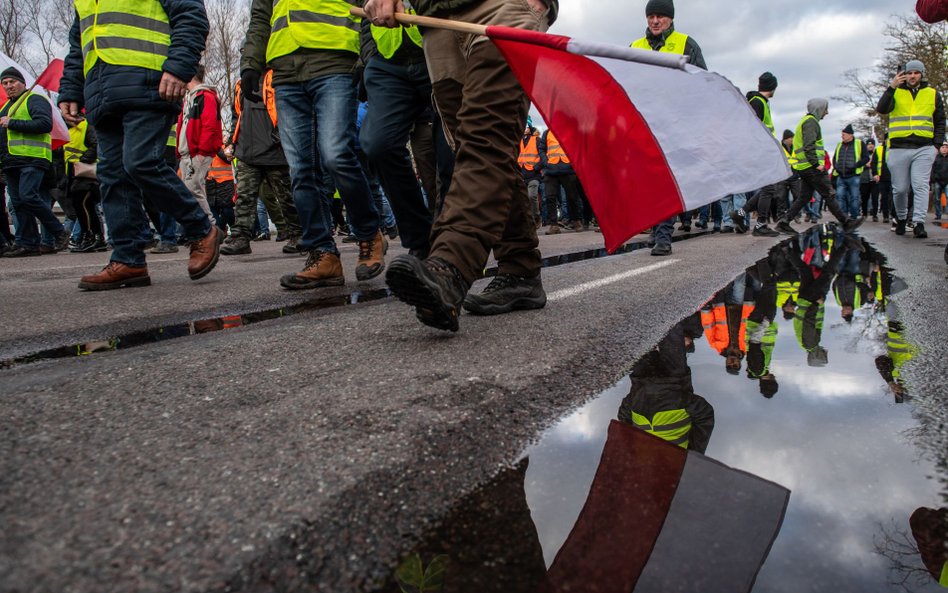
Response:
[413,0,558,25]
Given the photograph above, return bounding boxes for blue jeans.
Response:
[255,199,270,235]
[158,212,178,244]
[4,166,64,249]
[95,110,211,266]
[932,182,945,218]
[360,57,434,250]
[835,175,861,219]
[275,75,379,253]
[719,193,747,229]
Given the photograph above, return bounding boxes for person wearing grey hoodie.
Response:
[775,98,861,235]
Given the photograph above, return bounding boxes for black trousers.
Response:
[784,168,848,223]
[744,184,775,222]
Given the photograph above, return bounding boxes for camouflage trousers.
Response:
[233,162,300,238]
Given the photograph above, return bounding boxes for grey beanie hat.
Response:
[904,60,926,75]
[645,0,674,18]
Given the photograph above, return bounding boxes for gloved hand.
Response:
[241,69,262,104]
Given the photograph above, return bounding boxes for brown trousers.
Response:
[423,0,550,284]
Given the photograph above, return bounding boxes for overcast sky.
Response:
[534,1,914,153]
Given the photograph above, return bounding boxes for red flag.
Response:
[485,27,791,252]
[34,58,65,93]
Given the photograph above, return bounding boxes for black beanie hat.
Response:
[782,129,794,141]
[842,124,855,134]
[645,0,674,18]
[0,67,25,85]
[758,72,778,92]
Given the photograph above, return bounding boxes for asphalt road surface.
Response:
[1,222,945,592]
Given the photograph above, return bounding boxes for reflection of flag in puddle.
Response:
[541,421,790,593]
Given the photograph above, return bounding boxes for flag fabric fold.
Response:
[0,54,70,150]
[486,27,791,252]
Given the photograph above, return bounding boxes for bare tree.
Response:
[835,14,948,140]
[23,0,72,70]
[203,0,249,134]
[0,0,29,65]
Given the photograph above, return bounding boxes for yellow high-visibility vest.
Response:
[2,93,52,162]
[64,120,89,164]
[167,123,177,148]
[833,140,864,177]
[266,0,360,63]
[888,87,936,140]
[630,409,692,448]
[749,94,775,135]
[74,0,171,75]
[371,9,423,60]
[792,114,824,172]
[631,30,689,55]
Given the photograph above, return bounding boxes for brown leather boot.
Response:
[355,229,388,281]
[280,251,344,290]
[78,262,151,291]
[188,225,221,280]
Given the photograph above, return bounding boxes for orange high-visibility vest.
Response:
[519,135,540,171]
[233,70,278,143]
[207,153,234,183]
[700,303,753,354]
[546,131,570,165]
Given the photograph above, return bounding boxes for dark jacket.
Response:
[413,0,558,24]
[832,140,870,178]
[799,100,828,170]
[876,82,946,149]
[538,129,573,176]
[932,153,948,185]
[617,314,714,454]
[231,95,287,167]
[59,0,208,126]
[638,26,706,69]
[746,91,769,123]
[0,94,53,170]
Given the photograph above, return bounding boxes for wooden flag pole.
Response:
[350,6,488,36]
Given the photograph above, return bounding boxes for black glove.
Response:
[241,69,262,104]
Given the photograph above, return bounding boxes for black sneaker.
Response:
[463,273,547,316]
[913,222,928,238]
[752,224,779,237]
[895,219,906,235]
[282,236,300,254]
[386,255,469,332]
[842,217,864,234]
[729,210,748,233]
[775,220,798,236]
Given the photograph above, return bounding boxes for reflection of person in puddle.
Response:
[790,225,851,366]
[831,238,871,323]
[701,275,755,377]
[619,313,715,453]
[745,256,780,398]
[875,319,916,403]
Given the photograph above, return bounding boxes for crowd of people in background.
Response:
[0,0,946,330]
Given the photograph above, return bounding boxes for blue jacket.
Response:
[59,0,208,126]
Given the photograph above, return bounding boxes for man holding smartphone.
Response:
[876,60,945,238]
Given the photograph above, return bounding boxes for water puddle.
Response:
[378,224,947,593]
[1,232,711,368]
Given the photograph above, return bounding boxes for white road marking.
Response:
[547,259,680,302]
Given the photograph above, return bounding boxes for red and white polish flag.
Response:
[487,28,791,252]
[0,53,70,150]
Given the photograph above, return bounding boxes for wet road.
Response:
[1,223,946,592]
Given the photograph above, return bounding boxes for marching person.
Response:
[1,67,69,257]
[774,99,862,236]
[876,59,945,238]
[367,0,559,331]
[630,0,707,255]
[59,0,222,290]
[242,0,387,290]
